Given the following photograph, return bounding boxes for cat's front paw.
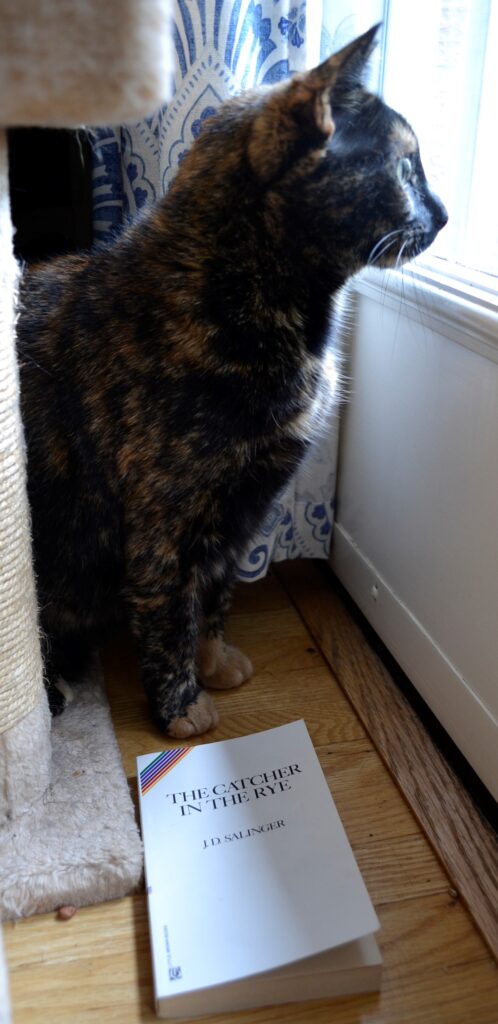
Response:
[45,677,74,716]
[167,690,219,738]
[197,636,253,690]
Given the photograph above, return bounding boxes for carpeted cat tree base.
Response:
[0,662,143,920]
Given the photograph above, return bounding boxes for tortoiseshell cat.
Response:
[17,26,447,736]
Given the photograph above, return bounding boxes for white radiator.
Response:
[331,267,498,800]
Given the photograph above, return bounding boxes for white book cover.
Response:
[137,720,381,1017]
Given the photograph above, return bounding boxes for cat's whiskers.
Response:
[395,239,409,270]
[367,229,404,266]
[369,236,402,267]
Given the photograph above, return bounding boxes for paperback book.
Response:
[137,719,381,1017]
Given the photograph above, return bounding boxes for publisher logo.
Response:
[164,925,182,983]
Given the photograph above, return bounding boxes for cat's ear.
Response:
[248,24,381,182]
[328,22,381,104]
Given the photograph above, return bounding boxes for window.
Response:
[322,1,497,287]
[381,0,497,283]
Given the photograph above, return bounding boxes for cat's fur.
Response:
[17,27,447,736]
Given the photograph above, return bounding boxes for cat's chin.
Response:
[370,250,413,271]
[376,233,428,269]
[403,227,440,263]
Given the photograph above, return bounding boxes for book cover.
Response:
[137,720,381,1017]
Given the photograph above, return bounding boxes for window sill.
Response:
[353,258,498,364]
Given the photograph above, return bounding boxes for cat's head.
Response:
[169,25,447,287]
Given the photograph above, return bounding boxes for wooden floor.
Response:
[4,567,498,1023]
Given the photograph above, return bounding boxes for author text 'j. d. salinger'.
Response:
[202,819,286,849]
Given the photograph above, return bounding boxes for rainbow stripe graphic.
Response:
[140,747,192,795]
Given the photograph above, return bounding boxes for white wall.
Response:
[331,271,498,799]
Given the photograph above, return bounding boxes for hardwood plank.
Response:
[5,569,497,1024]
[107,662,367,776]
[126,748,446,910]
[355,833,448,905]
[320,746,419,845]
[103,598,368,776]
[5,891,496,1024]
[230,573,289,615]
[125,766,448,909]
[276,560,498,961]
[103,601,326,684]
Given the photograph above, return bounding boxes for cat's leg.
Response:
[42,652,70,716]
[197,567,253,690]
[125,559,219,737]
[40,629,92,715]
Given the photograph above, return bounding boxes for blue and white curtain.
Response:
[90,0,341,581]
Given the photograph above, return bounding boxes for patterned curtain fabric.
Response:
[90,0,340,581]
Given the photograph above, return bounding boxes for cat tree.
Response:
[0,0,172,1009]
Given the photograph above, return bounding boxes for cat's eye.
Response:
[397,156,413,186]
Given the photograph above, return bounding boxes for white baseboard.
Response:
[330,522,498,802]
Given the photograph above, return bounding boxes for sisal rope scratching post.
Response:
[0,128,51,821]
[0,0,173,938]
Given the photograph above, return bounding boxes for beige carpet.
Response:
[0,661,143,920]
